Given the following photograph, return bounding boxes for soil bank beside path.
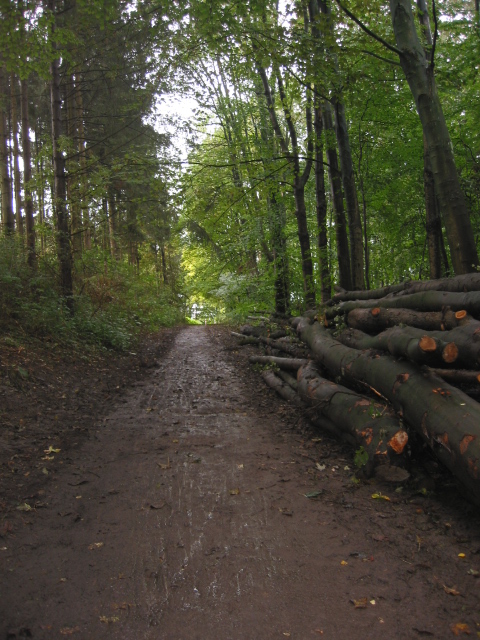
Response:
[1,326,480,639]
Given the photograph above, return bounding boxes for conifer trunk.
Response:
[21,78,35,266]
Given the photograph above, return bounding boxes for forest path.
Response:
[2,326,478,639]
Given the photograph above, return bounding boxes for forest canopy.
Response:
[0,0,479,337]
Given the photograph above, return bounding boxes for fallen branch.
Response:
[249,355,309,370]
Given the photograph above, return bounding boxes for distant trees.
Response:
[1,0,479,320]
[0,0,181,311]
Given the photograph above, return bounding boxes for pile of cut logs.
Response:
[233,274,480,507]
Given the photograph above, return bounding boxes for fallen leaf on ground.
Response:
[467,568,479,576]
[340,560,348,566]
[351,597,368,609]
[16,503,32,511]
[237,464,244,470]
[304,490,323,499]
[59,627,80,635]
[458,553,466,558]
[443,585,461,596]
[450,622,471,636]
[99,616,119,624]
[229,488,240,495]
[44,446,61,454]
[157,458,171,470]
[88,542,104,550]
[316,463,326,471]
[372,493,391,501]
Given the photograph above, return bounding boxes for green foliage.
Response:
[0,238,184,351]
[354,446,369,470]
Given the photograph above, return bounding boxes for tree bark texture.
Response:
[48,0,73,308]
[389,0,478,275]
[20,78,35,266]
[326,290,480,321]
[296,317,480,505]
[322,100,352,290]
[0,67,14,234]
[346,307,468,333]
[314,99,331,303]
[331,273,480,304]
[297,362,408,475]
[11,74,23,236]
[337,323,480,369]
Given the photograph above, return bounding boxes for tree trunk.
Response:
[10,74,23,236]
[294,182,316,308]
[314,99,331,303]
[74,75,90,250]
[337,323,480,369]
[327,290,480,321]
[346,307,468,333]
[297,361,408,475]
[0,67,14,234]
[21,78,35,266]
[333,98,365,290]
[389,0,479,275]
[107,186,119,260]
[332,272,480,304]
[424,134,443,279]
[66,75,82,258]
[48,0,73,309]
[322,101,352,290]
[296,317,480,505]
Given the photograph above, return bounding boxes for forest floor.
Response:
[1,325,480,640]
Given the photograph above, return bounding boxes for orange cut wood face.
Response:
[459,434,475,455]
[388,430,408,454]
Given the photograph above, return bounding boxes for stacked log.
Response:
[235,274,480,506]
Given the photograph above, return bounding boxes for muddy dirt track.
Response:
[1,326,480,639]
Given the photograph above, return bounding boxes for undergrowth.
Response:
[0,238,185,351]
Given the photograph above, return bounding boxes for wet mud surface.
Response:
[1,326,480,639]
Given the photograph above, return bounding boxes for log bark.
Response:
[336,326,460,368]
[296,317,480,505]
[339,322,480,370]
[346,307,468,333]
[297,362,408,475]
[331,273,480,303]
[326,290,480,321]
[425,368,480,386]
[232,332,307,357]
[277,370,298,391]
[261,370,346,442]
[249,355,309,370]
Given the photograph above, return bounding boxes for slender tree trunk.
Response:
[21,78,35,266]
[390,0,479,275]
[313,99,331,302]
[294,182,316,307]
[11,74,23,236]
[423,135,442,279]
[0,67,14,234]
[333,99,364,289]
[322,101,352,290]
[75,75,90,249]
[270,193,290,314]
[107,186,119,260]
[66,75,82,257]
[160,244,168,285]
[257,62,316,308]
[48,0,73,309]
